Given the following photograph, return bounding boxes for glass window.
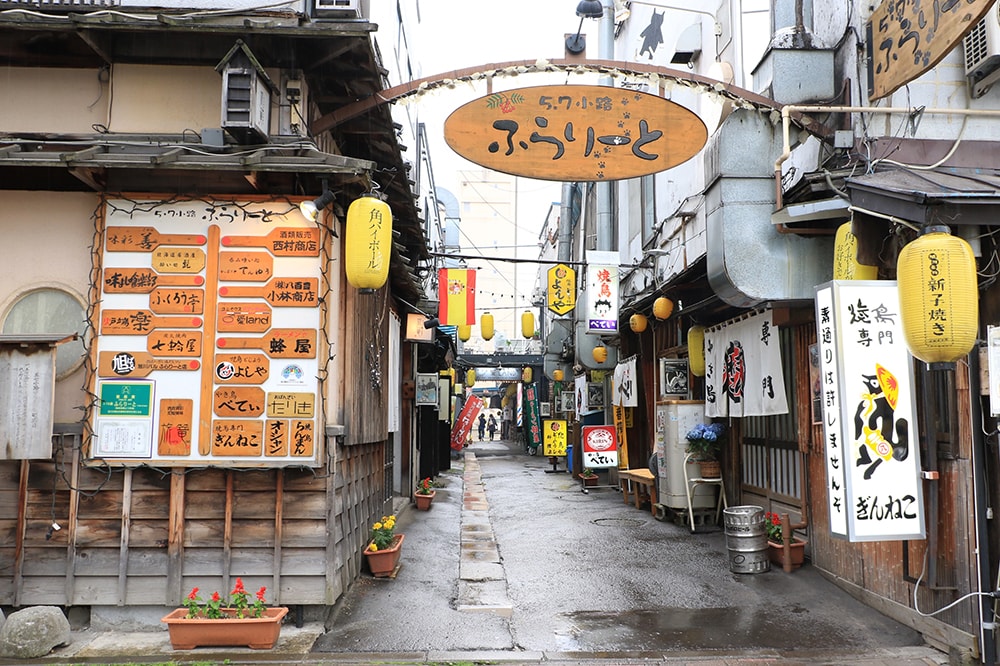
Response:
[2,289,87,378]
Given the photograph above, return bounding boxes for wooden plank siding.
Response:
[0,426,388,611]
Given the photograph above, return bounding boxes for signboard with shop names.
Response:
[91,198,326,466]
[814,281,925,542]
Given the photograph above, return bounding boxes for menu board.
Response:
[90,198,327,466]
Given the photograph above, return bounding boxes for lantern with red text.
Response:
[687,325,706,377]
[481,312,495,340]
[630,313,648,333]
[345,195,392,292]
[522,367,532,383]
[897,225,978,367]
[653,297,674,320]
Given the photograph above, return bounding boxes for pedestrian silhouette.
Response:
[478,414,486,441]
[487,414,497,440]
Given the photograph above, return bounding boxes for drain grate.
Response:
[592,517,645,527]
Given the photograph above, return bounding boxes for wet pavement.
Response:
[21,437,952,665]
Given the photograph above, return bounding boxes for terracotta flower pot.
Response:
[161,606,289,650]
[364,533,404,577]
[767,538,807,569]
[414,490,435,510]
[579,473,598,487]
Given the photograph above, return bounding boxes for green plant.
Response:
[368,514,397,551]
[765,511,784,543]
[685,422,725,459]
[181,577,269,619]
[416,477,434,495]
[580,468,597,478]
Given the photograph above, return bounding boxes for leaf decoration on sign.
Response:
[485,92,525,112]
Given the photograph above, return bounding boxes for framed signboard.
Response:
[659,358,689,397]
[415,373,439,406]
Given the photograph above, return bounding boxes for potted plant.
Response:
[579,468,599,487]
[685,422,725,478]
[765,511,807,569]
[414,477,436,510]
[161,577,288,649]
[363,514,404,577]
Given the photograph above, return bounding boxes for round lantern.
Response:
[593,345,608,363]
[481,312,495,341]
[653,297,674,320]
[457,324,471,342]
[521,311,535,339]
[897,225,978,366]
[688,325,706,377]
[522,367,532,383]
[553,368,564,382]
[466,369,476,387]
[833,222,878,280]
[630,313,648,333]
[345,195,392,292]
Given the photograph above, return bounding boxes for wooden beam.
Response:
[65,442,81,605]
[118,469,132,605]
[166,472,185,605]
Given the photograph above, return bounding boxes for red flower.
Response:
[187,587,199,600]
[211,591,221,602]
[256,586,267,601]
[232,577,246,595]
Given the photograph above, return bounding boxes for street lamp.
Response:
[566,0,604,54]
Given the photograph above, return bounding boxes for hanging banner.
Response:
[543,419,568,456]
[612,356,638,407]
[438,268,477,325]
[704,310,788,418]
[814,280,925,542]
[612,404,629,469]
[583,251,619,334]
[523,382,543,450]
[451,393,484,451]
[547,263,576,315]
[581,424,618,469]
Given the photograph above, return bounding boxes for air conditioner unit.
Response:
[309,0,360,19]
[964,4,1000,98]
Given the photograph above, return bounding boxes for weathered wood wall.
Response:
[0,427,387,611]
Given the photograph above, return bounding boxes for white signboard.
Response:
[814,281,925,542]
[584,251,619,334]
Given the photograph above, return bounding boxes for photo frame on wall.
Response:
[809,343,821,425]
[415,373,439,406]
[586,382,605,410]
[659,358,689,397]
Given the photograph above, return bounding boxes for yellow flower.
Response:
[369,543,378,552]
[373,522,383,530]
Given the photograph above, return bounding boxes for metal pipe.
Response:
[596,0,614,252]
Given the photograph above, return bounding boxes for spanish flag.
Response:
[438,268,476,325]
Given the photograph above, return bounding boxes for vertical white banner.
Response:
[815,284,848,537]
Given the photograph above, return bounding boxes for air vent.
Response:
[963,5,1000,98]
[309,0,359,18]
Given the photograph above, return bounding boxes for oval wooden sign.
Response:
[444,84,708,181]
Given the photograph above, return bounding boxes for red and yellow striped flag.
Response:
[438,268,476,325]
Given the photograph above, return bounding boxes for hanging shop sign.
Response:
[91,197,327,467]
[583,251,619,334]
[546,263,576,315]
[451,393,484,451]
[814,280,925,542]
[523,382,543,450]
[866,0,995,101]
[444,84,708,181]
[704,310,788,418]
[581,424,618,469]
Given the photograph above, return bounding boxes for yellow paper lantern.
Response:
[630,313,648,333]
[653,297,674,320]
[593,345,608,363]
[481,312,495,340]
[521,311,535,339]
[522,367,532,382]
[466,369,476,387]
[833,222,878,280]
[897,225,978,366]
[553,368,564,382]
[688,325,706,377]
[457,324,471,341]
[345,195,392,291]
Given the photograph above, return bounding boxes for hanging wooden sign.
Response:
[149,288,205,314]
[101,310,202,335]
[221,227,320,256]
[219,251,273,282]
[105,227,206,251]
[219,277,318,307]
[103,268,204,293]
[99,351,201,378]
[444,84,708,181]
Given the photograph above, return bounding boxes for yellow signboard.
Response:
[547,263,576,315]
[542,419,568,457]
[445,84,708,181]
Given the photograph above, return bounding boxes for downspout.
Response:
[968,350,997,666]
[596,0,615,253]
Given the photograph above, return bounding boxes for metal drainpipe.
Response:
[559,182,574,264]
[774,105,1000,210]
[967,349,997,666]
[596,0,614,252]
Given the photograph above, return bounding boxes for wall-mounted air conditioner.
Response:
[964,4,1000,98]
[308,0,360,19]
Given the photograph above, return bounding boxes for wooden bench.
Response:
[618,469,656,516]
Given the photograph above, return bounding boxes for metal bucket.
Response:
[723,505,769,574]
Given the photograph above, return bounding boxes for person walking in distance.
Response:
[487,414,497,441]
[478,413,486,442]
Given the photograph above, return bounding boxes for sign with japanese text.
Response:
[704,310,788,418]
[451,394,484,450]
[612,405,629,469]
[546,264,576,315]
[523,382,543,450]
[866,0,994,101]
[584,251,619,334]
[581,424,618,469]
[542,419,567,457]
[91,197,326,467]
[814,281,925,542]
[444,84,708,181]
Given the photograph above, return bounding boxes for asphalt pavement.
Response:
[18,436,953,665]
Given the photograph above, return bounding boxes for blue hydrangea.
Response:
[686,422,724,443]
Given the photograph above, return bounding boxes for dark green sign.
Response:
[523,382,542,450]
[99,381,153,417]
